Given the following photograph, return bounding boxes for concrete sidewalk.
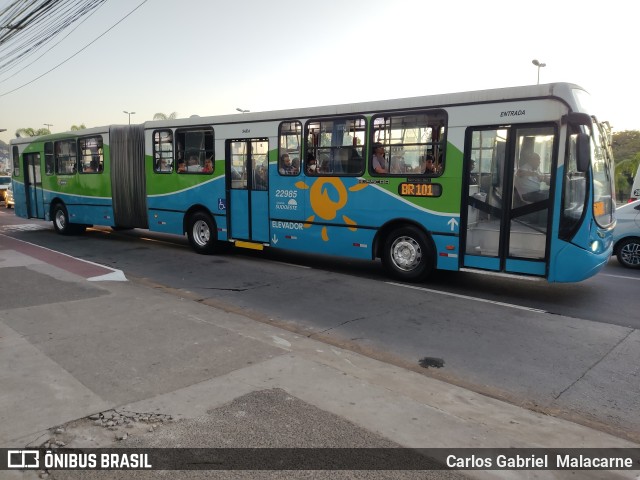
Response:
[0,233,637,479]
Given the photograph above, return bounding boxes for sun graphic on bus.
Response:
[295,178,368,241]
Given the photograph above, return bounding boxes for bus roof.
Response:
[11,82,586,143]
[148,82,585,128]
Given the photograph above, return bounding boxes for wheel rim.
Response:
[390,235,422,272]
[620,242,640,267]
[55,209,66,231]
[192,219,211,247]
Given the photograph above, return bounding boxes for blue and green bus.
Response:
[10,82,615,282]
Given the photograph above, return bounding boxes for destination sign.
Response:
[398,182,442,197]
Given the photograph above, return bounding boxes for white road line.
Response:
[599,273,640,281]
[386,282,548,313]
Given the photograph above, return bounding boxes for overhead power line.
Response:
[0,0,148,97]
[0,0,107,84]
[0,0,107,76]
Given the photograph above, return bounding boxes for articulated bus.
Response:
[10,83,615,282]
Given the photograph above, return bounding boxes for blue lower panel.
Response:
[270,221,375,260]
[432,235,460,271]
[549,241,611,282]
[251,191,269,242]
[66,204,115,226]
[148,210,185,235]
[463,254,500,270]
[230,190,250,239]
[505,258,546,276]
[463,255,546,276]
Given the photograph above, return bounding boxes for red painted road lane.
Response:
[0,233,117,279]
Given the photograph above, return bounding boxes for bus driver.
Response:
[514,152,550,202]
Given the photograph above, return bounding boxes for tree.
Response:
[153,112,178,120]
[15,127,50,138]
[612,130,640,201]
[70,124,86,130]
[612,130,640,162]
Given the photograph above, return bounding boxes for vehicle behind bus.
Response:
[630,164,640,202]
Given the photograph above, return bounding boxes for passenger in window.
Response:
[372,143,388,173]
[291,157,300,175]
[177,159,186,173]
[157,159,171,172]
[187,156,200,172]
[306,153,318,174]
[254,165,268,190]
[84,159,99,173]
[202,158,213,173]
[425,155,439,174]
[514,152,549,202]
[279,154,295,175]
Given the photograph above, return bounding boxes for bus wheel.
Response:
[52,204,85,235]
[382,226,434,281]
[187,212,217,254]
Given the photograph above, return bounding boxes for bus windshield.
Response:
[592,121,615,227]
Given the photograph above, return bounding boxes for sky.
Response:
[1,0,639,145]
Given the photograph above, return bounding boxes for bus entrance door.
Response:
[462,126,555,277]
[226,139,270,244]
[24,152,44,219]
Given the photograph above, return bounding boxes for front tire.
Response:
[382,226,434,281]
[52,203,85,235]
[187,212,217,254]
[616,237,640,269]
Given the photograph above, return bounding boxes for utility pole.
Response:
[532,59,546,85]
[123,110,136,125]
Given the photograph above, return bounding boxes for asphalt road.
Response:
[1,209,638,443]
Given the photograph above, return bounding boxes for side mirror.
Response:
[576,133,591,173]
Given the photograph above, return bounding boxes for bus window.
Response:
[591,126,614,227]
[305,117,366,176]
[176,128,214,174]
[79,136,104,173]
[12,146,19,177]
[371,111,447,176]
[153,130,174,173]
[55,140,77,175]
[45,142,54,175]
[513,127,555,206]
[560,130,587,239]
[230,141,248,189]
[279,121,301,176]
